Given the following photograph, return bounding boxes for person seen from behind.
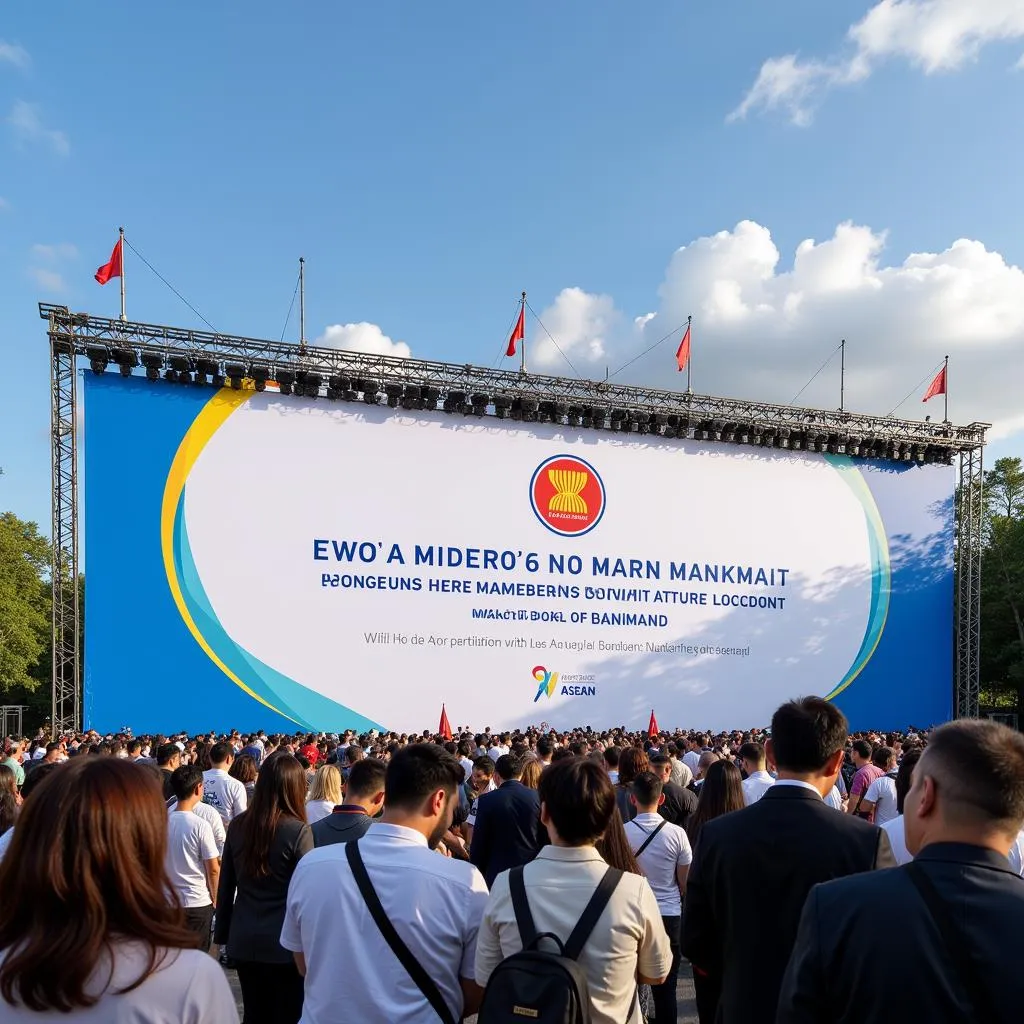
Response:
[305,763,342,824]
[311,757,386,848]
[0,757,237,1021]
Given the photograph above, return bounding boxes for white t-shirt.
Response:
[625,812,693,916]
[487,745,508,761]
[741,770,775,805]
[682,750,701,775]
[881,815,912,866]
[306,799,334,824]
[0,941,238,1022]
[460,757,475,779]
[165,810,219,908]
[864,774,899,825]
[202,768,247,823]
[169,799,226,854]
[824,785,843,810]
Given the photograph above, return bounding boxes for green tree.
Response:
[0,512,52,696]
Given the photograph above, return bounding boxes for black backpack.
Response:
[477,864,623,1024]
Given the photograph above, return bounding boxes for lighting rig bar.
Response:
[40,304,987,464]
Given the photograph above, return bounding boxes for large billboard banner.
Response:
[84,375,954,733]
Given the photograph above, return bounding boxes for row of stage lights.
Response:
[85,347,957,465]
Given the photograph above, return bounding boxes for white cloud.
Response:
[28,267,66,292]
[0,40,30,70]
[528,219,1024,438]
[317,322,411,358]
[733,0,1024,124]
[31,242,78,261]
[8,100,70,156]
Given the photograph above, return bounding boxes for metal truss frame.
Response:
[955,447,984,720]
[41,302,987,730]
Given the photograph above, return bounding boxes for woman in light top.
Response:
[305,763,342,823]
[0,757,237,1022]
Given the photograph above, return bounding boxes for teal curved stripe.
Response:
[172,489,384,732]
[822,456,891,701]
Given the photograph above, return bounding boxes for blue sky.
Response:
[3,1,1024,529]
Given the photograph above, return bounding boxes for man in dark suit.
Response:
[469,753,545,887]
[311,758,386,848]
[681,697,894,1024]
[778,719,1024,1023]
[650,753,698,829]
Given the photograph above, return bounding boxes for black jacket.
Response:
[778,842,1024,1024]
[214,815,313,962]
[659,780,698,830]
[680,784,894,1024]
[469,780,545,887]
[311,804,374,847]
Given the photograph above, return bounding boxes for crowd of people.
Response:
[0,701,1022,1023]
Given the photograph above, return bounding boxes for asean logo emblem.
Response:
[529,455,605,537]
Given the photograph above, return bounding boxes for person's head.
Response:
[696,751,719,780]
[649,753,673,785]
[618,748,650,787]
[904,720,1024,857]
[851,739,873,768]
[688,759,746,842]
[738,741,766,776]
[470,755,495,792]
[229,753,258,787]
[0,758,199,1011]
[894,747,922,815]
[630,771,665,814]
[872,746,896,772]
[345,758,387,815]
[240,753,309,878]
[170,764,204,804]
[494,754,524,784]
[520,759,543,790]
[539,757,615,847]
[383,744,464,849]
[308,764,343,805]
[209,741,233,769]
[126,739,142,757]
[766,697,848,796]
[156,742,181,770]
[536,737,554,761]
[346,744,364,766]
[603,745,621,771]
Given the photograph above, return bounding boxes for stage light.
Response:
[87,346,109,375]
[776,428,790,449]
[251,364,270,392]
[510,398,523,421]
[610,408,627,432]
[711,418,726,441]
[303,372,322,398]
[538,400,555,422]
[169,355,193,385]
[112,348,137,378]
[722,422,736,443]
[471,393,490,417]
[383,383,403,408]
[163,368,178,383]
[493,393,512,419]
[362,381,381,405]
[421,386,440,409]
[224,363,246,390]
[141,352,163,381]
[276,369,295,396]
[399,383,421,409]
[193,358,218,386]
[847,435,862,457]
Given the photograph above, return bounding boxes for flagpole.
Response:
[299,257,306,354]
[686,315,692,394]
[944,354,949,424]
[520,291,527,375]
[118,226,126,322]
[840,338,845,412]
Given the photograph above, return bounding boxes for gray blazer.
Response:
[214,815,313,962]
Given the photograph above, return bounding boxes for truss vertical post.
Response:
[955,447,983,719]
[49,326,81,734]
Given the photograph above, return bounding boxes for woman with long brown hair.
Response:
[215,752,313,1024]
[0,764,18,836]
[0,757,237,1020]
[520,757,543,790]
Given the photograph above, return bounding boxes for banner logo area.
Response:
[530,455,606,537]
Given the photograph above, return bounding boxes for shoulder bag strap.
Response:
[633,820,668,858]
[346,841,457,1024]
[563,867,623,961]
[509,865,539,949]
[906,862,1001,1024]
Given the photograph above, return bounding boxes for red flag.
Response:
[94,238,123,285]
[506,306,525,357]
[922,365,946,402]
[438,704,453,741]
[648,709,659,738]
[675,323,691,372]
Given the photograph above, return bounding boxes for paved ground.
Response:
[225,961,699,1022]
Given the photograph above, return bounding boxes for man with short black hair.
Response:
[739,741,774,804]
[282,743,488,1023]
[650,753,697,829]
[682,697,894,1024]
[848,739,883,816]
[779,719,1024,1022]
[312,758,386,847]
[166,765,220,952]
[535,736,554,767]
[203,741,247,824]
[470,753,545,887]
[156,742,182,801]
[476,757,671,1024]
[603,745,621,783]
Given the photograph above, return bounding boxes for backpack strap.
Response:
[509,865,539,949]
[632,819,667,858]
[347,841,457,1024]
[563,867,623,961]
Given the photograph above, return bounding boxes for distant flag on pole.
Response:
[922,364,947,402]
[438,704,453,741]
[648,709,659,739]
[506,305,525,358]
[675,322,691,372]
[94,237,123,285]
